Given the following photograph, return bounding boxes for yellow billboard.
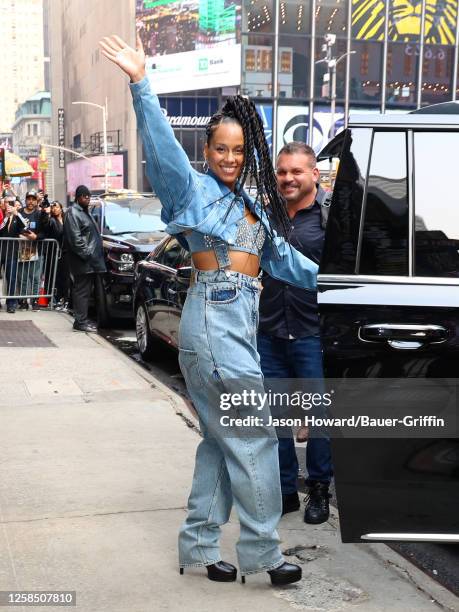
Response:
[352,0,458,44]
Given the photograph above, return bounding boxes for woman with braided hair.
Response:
[100,33,317,586]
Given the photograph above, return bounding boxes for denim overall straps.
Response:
[212,239,232,270]
[178,263,284,574]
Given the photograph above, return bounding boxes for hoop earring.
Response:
[203,159,209,174]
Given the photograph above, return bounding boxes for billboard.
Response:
[66,154,125,195]
[136,0,242,94]
[352,0,458,44]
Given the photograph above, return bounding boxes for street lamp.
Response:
[72,98,109,190]
[316,35,355,140]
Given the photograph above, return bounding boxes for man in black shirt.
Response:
[258,142,333,524]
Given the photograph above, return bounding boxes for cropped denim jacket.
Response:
[130,76,318,290]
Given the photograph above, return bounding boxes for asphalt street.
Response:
[101,323,459,599]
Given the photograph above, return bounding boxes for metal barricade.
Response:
[0,238,60,308]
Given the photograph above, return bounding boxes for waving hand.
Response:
[99,33,146,83]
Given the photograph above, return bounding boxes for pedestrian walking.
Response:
[258,142,333,523]
[63,185,106,332]
[99,33,317,586]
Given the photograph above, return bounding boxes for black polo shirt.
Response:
[259,188,326,339]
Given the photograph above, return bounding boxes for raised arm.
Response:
[99,34,195,223]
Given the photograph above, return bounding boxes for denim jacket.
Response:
[130,77,318,290]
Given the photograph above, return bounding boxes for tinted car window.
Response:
[158,238,190,269]
[358,131,409,276]
[320,128,372,275]
[414,132,459,277]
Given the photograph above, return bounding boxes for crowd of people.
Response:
[0,187,68,313]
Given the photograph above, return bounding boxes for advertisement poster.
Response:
[66,154,124,195]
[136,0,242,94]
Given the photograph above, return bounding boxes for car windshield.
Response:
[102,197,165,234]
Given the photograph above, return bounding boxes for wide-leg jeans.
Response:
[178,269,284,575]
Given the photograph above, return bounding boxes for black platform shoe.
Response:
[241,562,302,585]
[179,561,237,582]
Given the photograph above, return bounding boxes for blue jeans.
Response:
[257,332,333,494]
[178,270,284,575]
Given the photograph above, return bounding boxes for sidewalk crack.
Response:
[0,506,186,525]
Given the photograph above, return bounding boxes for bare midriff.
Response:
[192,250,260,277]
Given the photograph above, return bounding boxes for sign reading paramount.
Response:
[137,0,242,94]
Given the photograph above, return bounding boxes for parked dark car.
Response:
[133,234,191,358]
[134,104,459,545]
[89,191,166,326]
[317,103,459,544]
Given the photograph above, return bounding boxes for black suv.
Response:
[318,104,459,543]
[89,191,165,327]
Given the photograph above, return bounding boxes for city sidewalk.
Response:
[0,310,456,612]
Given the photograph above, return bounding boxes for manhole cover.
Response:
[0,320,55,347]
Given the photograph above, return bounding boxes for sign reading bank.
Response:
[137,0,242,95]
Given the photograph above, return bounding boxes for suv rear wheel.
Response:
[136,303,156,360]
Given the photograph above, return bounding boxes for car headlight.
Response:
[107,250,135,273]
[118,252,135,272]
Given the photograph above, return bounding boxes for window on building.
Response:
[414,132,459,277]
[348,40,383,106]
[241,33,274,97]
[386,42,418,109]
[358,131,409,276]
[279,34,310,100]
[32,124,38,136]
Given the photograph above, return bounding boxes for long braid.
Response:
[205,96,291,240]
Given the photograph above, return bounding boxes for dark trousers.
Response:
[72,273,101,325]
[257,332,333,494]
[4,255,18,309]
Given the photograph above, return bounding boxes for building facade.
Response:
[11,92,52,194]
[48,0,459,199]
[0,0,45,133]
[47,0,138,202]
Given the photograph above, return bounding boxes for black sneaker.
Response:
[73,322,97,333]
[282,492,300,515]
[18,300,29,310]
[303,483,331,524]
[31,299,40,311]
[7,306,16,314]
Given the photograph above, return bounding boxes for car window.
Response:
[158,238,190,269]
[358,131,409,276]
[320,128,372,275]
[102,197,165,234]
[414,132,459,278]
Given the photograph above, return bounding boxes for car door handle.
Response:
[358,324,448,350]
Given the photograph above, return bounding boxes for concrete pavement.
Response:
[0,310,457,612]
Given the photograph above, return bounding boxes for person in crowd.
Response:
[258,142,333,523]
[63,185,105,332]
[16,190,49,310]
[46,201,70,309]
[99,33,317,586]
[0,192,27,313]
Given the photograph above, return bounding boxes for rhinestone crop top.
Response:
[185,215,266,255]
